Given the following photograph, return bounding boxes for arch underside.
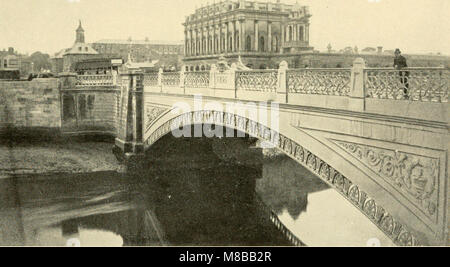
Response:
[143,110,421,247]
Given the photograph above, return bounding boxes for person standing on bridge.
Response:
[393,49,410,99]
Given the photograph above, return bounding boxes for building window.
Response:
[236,35,239,50]
[259,36,265,52]
[63,95,75,120]
[299,26,304,41]
[246,35,251,51]
[272,36,278,52]
[229,36,233,51]
[87,95,95,110]
[289,26,293,42]
[78,95,87,120]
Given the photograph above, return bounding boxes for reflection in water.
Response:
[0,165,293,246]
[257,155,395,247]
[0,139,396,246]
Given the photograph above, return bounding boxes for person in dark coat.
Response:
[394,48,409,99]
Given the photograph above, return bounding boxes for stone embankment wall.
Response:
[0,79,61,135]
[0,76,120,138]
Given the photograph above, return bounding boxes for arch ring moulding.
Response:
[143,109,421,247]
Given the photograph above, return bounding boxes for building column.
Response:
[212,25,216,54]
[294,25,297,41]
[239,19,245,52]
[254,20,258,52]
[194,29,197,55]
[281,24,285,44]
[206,27,209,54]
[201,27,204,55]
[190,30,193,56]
[206,26,210,55]
[184,31,187,56]
[224,22,228,53]
[305,24,309,42]
[268,22,272,52]
[230,21,235,52]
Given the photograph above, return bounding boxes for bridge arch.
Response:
[143,109,420,247]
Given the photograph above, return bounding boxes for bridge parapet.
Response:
[365,67,448,103]
[142,59,448,123]
[75,74,115,87]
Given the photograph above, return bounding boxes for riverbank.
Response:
[0,137,122,178]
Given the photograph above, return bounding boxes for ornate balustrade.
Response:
[364,68,449,102]
[287,69,352,96]
[236,70,278,92]
[138,62,448,105]
[161,72,181,87]
[76,75,114,87]
[143,73,159,87]
[184,71,210,88]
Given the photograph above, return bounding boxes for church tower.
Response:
[76,20,85,43]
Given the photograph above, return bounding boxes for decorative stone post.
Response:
[276,61,288,103]
[179,66,186,94]
[229,63,238,98]
[348,58,366,112]
[58,72,78,90]
[210,64,217,89]
[157,67,163,92]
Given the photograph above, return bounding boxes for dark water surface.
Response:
[0,139,394,246]
[0,166,294,246]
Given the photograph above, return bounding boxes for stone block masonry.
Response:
[60,88,120,135]
[0,77,121,138]
[0,79,61,134]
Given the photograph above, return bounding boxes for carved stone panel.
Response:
[144,105,167,133]
[333,140,439,222]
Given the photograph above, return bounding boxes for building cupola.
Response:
[76,20,85,43]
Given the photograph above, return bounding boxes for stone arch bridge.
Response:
[62,59,449,246]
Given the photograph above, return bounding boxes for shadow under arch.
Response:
[143,110,420,247]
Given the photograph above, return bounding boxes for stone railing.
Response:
[287,68,352,96]
[364,68,449,102]
[76,75,114,87]
[161,72,181,87]
[184,71,210,88]
[140,60,448,120]
[236,70,278,92]
[143,73,159,87]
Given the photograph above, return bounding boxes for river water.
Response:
[0,143,394,247]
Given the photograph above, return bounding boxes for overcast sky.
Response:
[0,0,449,55]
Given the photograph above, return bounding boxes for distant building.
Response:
[91,39,183,69]
[182,0,450,70]
[51,21,99,73]
[182,0,313,70]
[73,57,124,75]
[0,47,33,78]
[361,47,377,54]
